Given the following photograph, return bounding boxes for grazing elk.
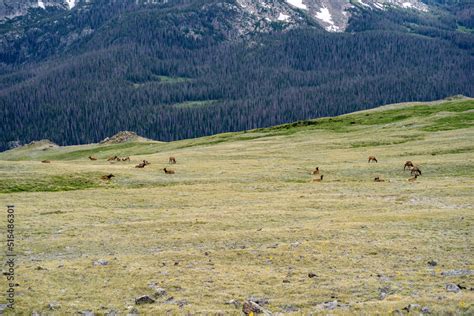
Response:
[312,175,324,182]
[88,156,97,161]
[410,166,422,176]
[368,156,378,163]
[408,175,418,182]
[122,157,130,162]
[101,174,115,180]
[41,160,51,163]
[374,176,385,182]
[163,168,175,174]
[404,161,414,170]
[169,157,177,164]
[312,167,320,175]
[107,156,119,161]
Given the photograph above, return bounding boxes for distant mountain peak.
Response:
[0,0,78,20]
[237,0,428,32]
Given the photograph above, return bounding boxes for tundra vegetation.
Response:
[0,98,473,314]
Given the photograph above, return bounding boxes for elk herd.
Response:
[42,152,424,184]
[90,155,177,180]
[310,156,423,183]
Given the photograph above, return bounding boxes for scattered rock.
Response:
[247,296,269,306]
[441,270,473,277]
[153,288,167,298]
[47,302,61,310]
[308,272,317,278]
[282,279,290,283]
[225,299,241,308]
[35,266,47,271]
[281,304,299,312]
[127,307,139,315]
[79,310,95,316]
[100,131,150,144]
[242,301,272,315]
[267,243,278,249]
[0,304,8,313]
[135,295,156,305]
[93,259,109,266]
[379,287,391,300]
[176,300,188,308]
[421,306,431,314]
[446,283,461,293]
[290,241,300,248]
[402,304,421,312]
[105,310,118,316]
[315,300,338,310]
[427,260,437,267]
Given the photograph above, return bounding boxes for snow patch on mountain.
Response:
[286,0,307,10]
[315,6,340,32]
[65,0,76,9]
[278,13,291,22]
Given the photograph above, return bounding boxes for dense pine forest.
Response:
[0,0,473,150]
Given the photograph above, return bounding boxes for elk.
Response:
[312,167,320,175]
[41,160,51,163]
[101,174,115,180]
[122,157,130,162]
[404,161,414,170]
[107,156,118,161]
[410,166,422,176]
[88,156,97,161]
[408,175,418,182]
[374,176,385,182]
[312,175,324,182]
[135,160,150,168]
[163,168,175,174]
[169,157,176,164]
[368,156,378,163]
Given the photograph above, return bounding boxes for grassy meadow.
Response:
[0,98,473,315]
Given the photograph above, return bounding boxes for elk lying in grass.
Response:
[108,156,130,162]
[404,161,414,170]
[312,167,320,175]
[41,160,51,163]
[368,156,378,163]
[374,176,385,182]
[135,160,150,168]
[88,156,97,161]
[163,168,175,174]
[312,175,324,182]
[101,174,115,180]
[410,166,422,176]
[169,157,176,164]
[408,175,418,182]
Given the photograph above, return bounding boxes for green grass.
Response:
[171,100,219,109]
[130,75,190,88]
[0,172,101,193]
[423,111,474,132]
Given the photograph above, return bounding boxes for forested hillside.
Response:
[0,0,473,150]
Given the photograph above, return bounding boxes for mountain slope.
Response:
[0,0,473,151]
